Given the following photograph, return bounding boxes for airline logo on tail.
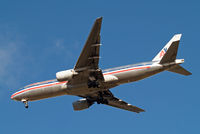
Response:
[159,47,168,58]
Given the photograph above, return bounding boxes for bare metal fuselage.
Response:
[10,17,191,113]
[11,61,176,102]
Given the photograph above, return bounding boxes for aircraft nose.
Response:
[11,93,16,100]
[11,92,21,101]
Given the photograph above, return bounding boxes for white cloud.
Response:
[50,38,82,61]
[0,25,25,99]
[55,39,64,48]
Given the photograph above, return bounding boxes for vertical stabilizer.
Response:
[152,34,182,63]
[152,34,192,76]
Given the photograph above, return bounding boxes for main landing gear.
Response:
[96,91,108,104]
[88,80,100,88]
[22,99,29,109]
[96,98,108,104]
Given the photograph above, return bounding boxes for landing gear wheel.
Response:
[88,81,100,88]
[96,99,108,104]
[102,99,108,104]
[22,100,29,109]
[25,103,28,108]
[96,91,108,104]
[96,84,100,88]
[97,100,101,104]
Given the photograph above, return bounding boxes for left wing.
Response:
[69,17,104,85]
[74,17,102,71]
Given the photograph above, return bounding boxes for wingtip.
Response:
[187,72,192,76]
[136,108,145,113]
[136,110,145,113]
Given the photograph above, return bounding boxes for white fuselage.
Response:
[11,61,179,102]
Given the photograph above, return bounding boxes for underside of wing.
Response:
[74,17,102,71]
[80,90,145,113]
[105,96,145,113]
[69,17,104,85]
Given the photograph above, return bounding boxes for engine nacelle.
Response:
[72,99,93,111]
[104,75,118,83]
[56,69,74,81]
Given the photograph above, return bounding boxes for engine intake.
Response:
[56,69,74,81]
[72,99,94,111]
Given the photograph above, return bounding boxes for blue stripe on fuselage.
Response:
[22,79,58,89]
[102,61,154,73]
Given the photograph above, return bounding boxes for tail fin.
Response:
[152,34,192,76]
[152,34,181,64]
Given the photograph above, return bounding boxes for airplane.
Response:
[11,17,191,113]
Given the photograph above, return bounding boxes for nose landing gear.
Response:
[22,99,29,109]
[24,102,28,108]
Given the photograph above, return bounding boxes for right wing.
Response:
[105,96,145,113]
[82,90,145,113]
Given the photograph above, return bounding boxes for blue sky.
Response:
[0,0,199,133]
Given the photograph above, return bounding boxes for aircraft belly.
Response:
[18,66,165,101]
[65,83,103,95]
[65,66,165,95]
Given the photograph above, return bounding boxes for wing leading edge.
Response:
[68,17,104,85]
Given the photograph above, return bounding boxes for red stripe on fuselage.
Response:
[11,66,150,99]
[27,79,56,87]
[11,81,67,99]
[103,66,150,75]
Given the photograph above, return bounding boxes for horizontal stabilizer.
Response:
[168,65,192,76]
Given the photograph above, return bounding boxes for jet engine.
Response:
[72,99,94,111]
[56,69,75,81]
